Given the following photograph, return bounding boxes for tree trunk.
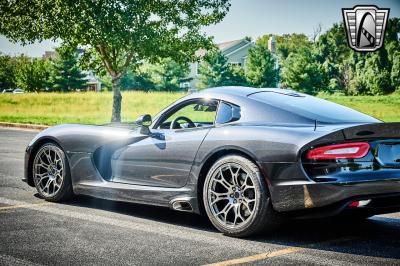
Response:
[111,75,122,122]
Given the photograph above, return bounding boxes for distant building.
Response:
[268,36,276,54]
[83,71,102,92]
[42,51,57,60]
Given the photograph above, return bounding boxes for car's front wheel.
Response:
[32,143,73,202]
[203,155,279,237]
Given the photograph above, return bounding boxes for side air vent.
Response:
[93,146,113,181]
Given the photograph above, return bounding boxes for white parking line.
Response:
[0,202,52,211]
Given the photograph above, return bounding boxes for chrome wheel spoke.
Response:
[240,174,250,190]
[241,199,252,213]
[233,205,245,225]
[229,165,241,186]
[210,191,230,205]
[45,150,53,164]
[35,162,50,169]
[217,203,234,224]
[35,173,48,184]
[243,198,255,205]
[43,179,52,193]
[216,170,232,190]
[242,184,255,192]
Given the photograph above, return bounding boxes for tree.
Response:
[198,50,247,88]
[391,52,400,92]
[246,44,278,87]
[314,23,353,94]
[120,69,155,91]
[385,18,400,92]
[281,47,325,95]
[15,56,53,92]
[357,53,392,95]
[0,0,230,122]
[257,33,312,61]
[52,46,87,92]
[152,58,189,91]
[198,51,232,88]
[229,65,248,87]
[0,53,18,89]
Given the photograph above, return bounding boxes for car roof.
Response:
[195,86,288,97]
[189,86,305,99]
[175,86,377,125]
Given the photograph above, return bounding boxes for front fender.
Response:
[24,124,143,187]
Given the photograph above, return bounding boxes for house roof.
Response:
[216,39,243,51]
[195,39,250,58]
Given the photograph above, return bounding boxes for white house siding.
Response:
[223,42,254,66]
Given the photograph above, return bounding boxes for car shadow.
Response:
[61,195,400,260]
[62,194,214,231]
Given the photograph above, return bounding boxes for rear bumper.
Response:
[270,177,400,215]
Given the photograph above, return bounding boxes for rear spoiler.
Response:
[307,122,400,148]
[342,122,400,140]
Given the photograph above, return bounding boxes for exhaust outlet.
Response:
[171,198,193,212]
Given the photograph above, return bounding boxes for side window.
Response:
[215,102,241,124]
[158,100,218,129]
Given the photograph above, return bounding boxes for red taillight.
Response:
[307,142,370,160]
[348,199,371,208]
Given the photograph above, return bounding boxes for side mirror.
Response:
[136,114,152,135]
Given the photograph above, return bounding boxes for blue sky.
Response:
[0,0,399,57]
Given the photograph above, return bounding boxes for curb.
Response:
[0,122,49,131]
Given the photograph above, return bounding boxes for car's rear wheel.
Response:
[32,143,73,202]
[203,155,279,237]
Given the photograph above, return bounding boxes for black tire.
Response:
[32,142,73,202]
[203,155,279,237]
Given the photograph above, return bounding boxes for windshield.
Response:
[249,91,380,124]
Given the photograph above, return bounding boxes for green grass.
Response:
[0,91,184,125]
[319,94,400,122]
[0,91,399,125]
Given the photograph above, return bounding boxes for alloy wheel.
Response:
[33,145,65,198]
[206,163,257,228]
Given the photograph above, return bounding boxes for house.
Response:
[42,51,57,60]
[83,70,102,92]
[186,38,255,89]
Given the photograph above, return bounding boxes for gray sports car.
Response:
[24,87,400,237]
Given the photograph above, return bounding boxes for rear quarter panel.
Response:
[190,124,326,185]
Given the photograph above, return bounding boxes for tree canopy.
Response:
[0,53,17,90]
[15,56,52,92]
[246,44,278,88]
[270,18,400,95]
[52,46,87,92]
[0,0,230,121]
[198,50,248,88]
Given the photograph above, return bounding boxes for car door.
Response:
[110,99,218,188]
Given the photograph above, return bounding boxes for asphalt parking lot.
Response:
[0,127,400,266]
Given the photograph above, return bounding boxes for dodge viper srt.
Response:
[24,87,400,237]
